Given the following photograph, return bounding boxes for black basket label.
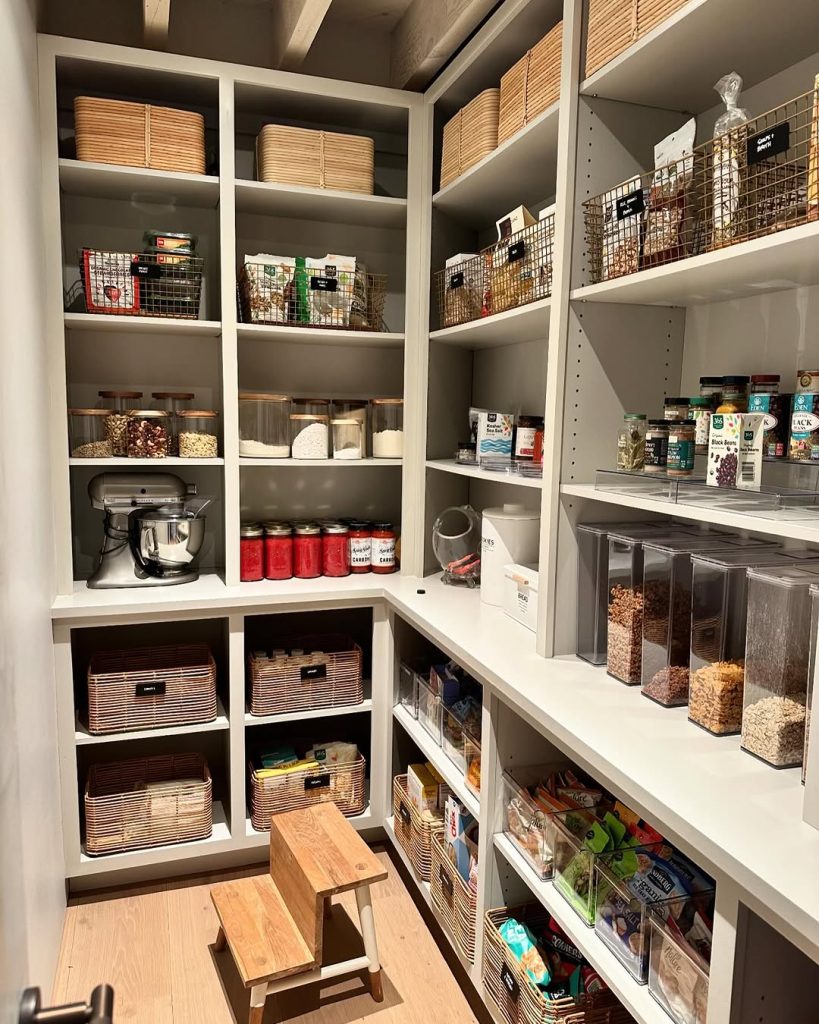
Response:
[449,271,464,289]
[507,240,526,263]
[301,663,328,681]
[500,963,520,1003]
[616,189,645,220]
[131,260,162,279]
[305,774,331,790]
[310,276,338,292]
[135,681,166,697]
[399,802,411,824]
[439,865,454,900]
[747,122,790,165]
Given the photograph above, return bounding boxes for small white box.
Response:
[476,410,514,461]
[503,562,539,631]
[496,205,536,239]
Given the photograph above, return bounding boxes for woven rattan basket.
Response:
[585,0,688,79]
[248,635,363,716]
[483,906,633,1024]
[250,753,366,831]
[392,774,448,881]
[256,124,374,194]
[498,22,563,146]
[74,97,206,174]
[440,89,500,190]
[87,643,217,735]
[431,830,478,964]
[84,753,212,856]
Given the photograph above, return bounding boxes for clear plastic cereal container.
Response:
[416,673,442,745]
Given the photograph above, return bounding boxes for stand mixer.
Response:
[88,473,207,589]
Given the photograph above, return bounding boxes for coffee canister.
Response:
[480,504,540,607]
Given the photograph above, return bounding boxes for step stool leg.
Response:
[249,984,267,1024]
[214,926,227,952]
[355,884,383,1003]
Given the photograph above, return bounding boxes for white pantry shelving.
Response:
[426,459,543,489]
[429,296,551,348]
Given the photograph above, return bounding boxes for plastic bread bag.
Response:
[601,176,643,280]
[643,118,696,267]
[712,72,751,247]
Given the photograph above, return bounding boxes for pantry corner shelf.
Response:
[75,697,229,745]
[69,457,225,467]
[239,457,402,467]
[234,179,407,228]
[493,833,670,1024]
[64,312,222,336]
[432,101,559,226]
[244,691,373,726]
[426,459,543,489]
[237,323,404,348]
[429,296,551,348]
[58,158,221,207]
[569,220,819,307]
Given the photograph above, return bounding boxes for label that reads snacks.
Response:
[304,774,330,790]
[500,963,520,1003]
[747,121,790,165]
[616,188,645,220]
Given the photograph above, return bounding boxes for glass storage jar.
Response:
[263,522,293,580]
[322,523,350,577]
[663,397,690,421]
[371,398,404,458]
[126,410,169,458]
[717,376,749,413]
[616,414,646,470]
[348,521,372,573]
[290,413,330,459]
[804,583,819,784]
[151,391,194,455]
[741,563,819,767]
[239,393,291,458]
[455,441,477,465]
[68,408,113,458]
[177,410,219,458]
[331,399,368,455]
[699,376,723,408]
[371,522,397,573]
[514,415,544,461]
[293,523,322,578]
[240,523,264,582]
[644,420,669,474]
[667,420,696,477]
[750,374,780,394]
[331,418,363,460]
[688,397,712,454]
[98,390,142,456]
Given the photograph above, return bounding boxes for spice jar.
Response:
[263,522,293,580]
[717,376,749,413]
[177,410,219,458]
[371,522,397,573]
[514,415,544,461]
[240,523,264,582]
[533,428,544,466]
[290,414,330,459]
[667,420,696,477]
[98,390,142,456]
[689,397,712,454]
[152,391,194,455]
[616,414,646,471]
[797,370,819,393]
[68,409,113,458]
[644,420,669,474]
[239,393,291,458]
[348,521,372,573]
[331,399,368,455]
[331,418,363,460]
[663,397,690,421]
[293,523,322,578]
[699,377,723,408]
[750,374,780,395]
[322,523,350,577]
[455,441,477,465]
[371,399,404,458]
[126,410,169,458]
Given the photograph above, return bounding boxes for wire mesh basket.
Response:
[239,259,387,330]
[583,85,819,284]
[78,248,203,319]
[435,213,555,329]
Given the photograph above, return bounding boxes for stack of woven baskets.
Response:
[585,0,689,79]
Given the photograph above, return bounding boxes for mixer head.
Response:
[88,472,195,512]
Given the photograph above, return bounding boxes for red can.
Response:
[322,523,350,577]
[371,521,397,574]
[293,523,322,579]
[348,520,372,573]
[263,522,293,580]
[240,523,264,582]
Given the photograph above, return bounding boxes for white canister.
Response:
[480,504,540,606]
[503,562,539,631]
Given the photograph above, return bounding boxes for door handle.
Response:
[19,985,113,1024]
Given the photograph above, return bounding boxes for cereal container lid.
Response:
[746,563,819,588]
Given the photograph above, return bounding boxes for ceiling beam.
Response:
[272,0,333,71]
[389,0,498,89]
[143,0,171,49]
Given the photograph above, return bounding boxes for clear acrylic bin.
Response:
[500,765,569,880]
[416,674,442,745]
[804,584,819,784]
[552,806,611,925]
[397,659,429,718]
[594,468,679,501]
[641,536,776,708]
[741,563,819,768]
[689,549,819,735]
[441,701,481,775]
[648,910,710,1024]
[464,731,481,795]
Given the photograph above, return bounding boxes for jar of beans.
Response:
[263,522,293,580]
[293,523,322,578]
[126,410,169,458]
[98,390,142,456]
[68,409,113,458]
[240,523,264,582]
[322,523,350,577]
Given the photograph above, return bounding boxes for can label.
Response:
[667,437,694,472]
[349,537,371,567]
[371,537,395,567]
[644,434,668,467]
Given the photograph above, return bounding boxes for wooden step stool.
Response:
[211,802,388,1024]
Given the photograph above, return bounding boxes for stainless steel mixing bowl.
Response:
[130,508,206,576]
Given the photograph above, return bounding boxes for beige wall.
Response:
[0,0,66,1016]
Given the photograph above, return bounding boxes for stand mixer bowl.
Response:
[130,507,206,577]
